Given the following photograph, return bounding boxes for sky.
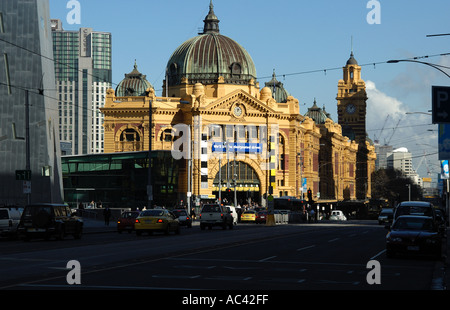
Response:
[49,0,450,181]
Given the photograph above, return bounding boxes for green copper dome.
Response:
[116,62,153,97]
[166,1,257,86]
[265,70,290,103]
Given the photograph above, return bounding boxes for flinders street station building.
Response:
[98,2,376,209]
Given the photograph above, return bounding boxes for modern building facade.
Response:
[0,0,63,206]
[51,19,112,155]
[62,151,180,209]
[100,2,376,206]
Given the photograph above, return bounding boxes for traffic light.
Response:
[307,189,313,202]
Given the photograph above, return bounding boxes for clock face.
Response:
[346,104,356,114]
[234,106,243,117]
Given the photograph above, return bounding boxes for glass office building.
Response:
[62,151,180,209]
[51,19,112,155]
[0,0,63,206]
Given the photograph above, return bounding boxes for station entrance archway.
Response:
[212,160,261,206]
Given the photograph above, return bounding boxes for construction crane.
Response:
[373,115,389,144]
[385,117,401,146]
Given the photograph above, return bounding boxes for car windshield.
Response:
[202,205,221,212]
[396,205,432,217]
[141,210,165,217]
[121,212,138,218]
[23,206,52,217]
[393,217,434,231]
[173,210,187,216]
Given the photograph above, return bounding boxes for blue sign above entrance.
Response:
[212,142,262,154]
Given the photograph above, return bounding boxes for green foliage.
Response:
[371,168,422,206]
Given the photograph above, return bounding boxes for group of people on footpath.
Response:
[77,201,112,226]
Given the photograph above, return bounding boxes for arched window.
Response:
[160,128,173,142]
[120,128,140,142]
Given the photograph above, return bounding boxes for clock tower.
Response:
[336,52,368,144]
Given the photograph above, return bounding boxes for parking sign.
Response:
[432,86,450,123]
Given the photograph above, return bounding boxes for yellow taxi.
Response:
[240,210,257,222]
[135,209,180,235]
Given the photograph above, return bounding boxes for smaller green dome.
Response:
[265,70,290,103]
[305,99,330,124]
[116,61,153,97]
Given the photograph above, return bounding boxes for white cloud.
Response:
[366,80,438,178]
[366,80,408,144]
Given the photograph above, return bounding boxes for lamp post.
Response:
[390,57,450,221]
[147,99,153,209]
[387,59,450,79]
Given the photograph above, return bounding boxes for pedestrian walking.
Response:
[103,207,111,226]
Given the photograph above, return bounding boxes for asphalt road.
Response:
[0,220,444,292]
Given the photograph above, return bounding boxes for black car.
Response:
[18,203,83,241]
[378,208,394,225]
[386,215,443,258]
[393,201,435,221]
[172,209,192,228]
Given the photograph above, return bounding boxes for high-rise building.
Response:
[0,0,63,205]
[51,19,112,154]
[387,147,418,183]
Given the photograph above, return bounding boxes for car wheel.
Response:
[56,225,65,240]
[200,224,206,230]
[175,226,180,235]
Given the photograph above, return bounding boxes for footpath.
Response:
[82,217,117,234]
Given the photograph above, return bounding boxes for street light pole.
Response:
[387,59,450,79]
[147,99,153,209]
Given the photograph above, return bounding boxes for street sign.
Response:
[15,170,31,181]
[432,86,450,123]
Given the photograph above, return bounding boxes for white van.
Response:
[329,210,347,221]
[224,205,238,225]
[0,207,23,238]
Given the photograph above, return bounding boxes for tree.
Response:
[371,168,422,206]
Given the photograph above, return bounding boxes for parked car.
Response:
[17,203,83,241]
[434,209,447,236]
[386,215,443,258]
[329,210,347,221]
[240,210,257,223]
[394,201,435,222]
[378,208,394,225]
[0,207,23,238]
[117,210,140,233]
[135,209,180,235]
[199,204,233,230]
[255,210,267,224]
[172,209,192,228]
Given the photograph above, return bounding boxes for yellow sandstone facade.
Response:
[100,2,375,206]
